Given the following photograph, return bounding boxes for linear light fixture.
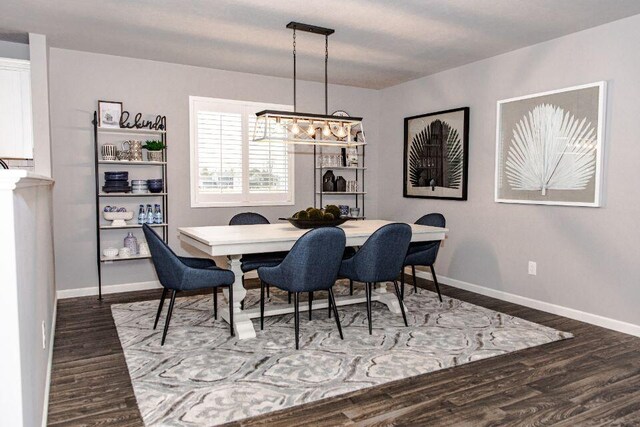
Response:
[252,22,366,147]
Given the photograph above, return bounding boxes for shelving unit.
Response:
[314,142,366,218]
[92,111,168,299]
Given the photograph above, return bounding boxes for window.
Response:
[189,97,294,207]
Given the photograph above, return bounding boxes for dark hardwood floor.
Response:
[48,276,640,426]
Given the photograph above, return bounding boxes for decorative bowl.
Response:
[282,217,350,229]
[103,247,119,258]
[103,211,134,227]
[104,171,129,181]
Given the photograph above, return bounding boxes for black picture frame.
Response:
[403,107,469,200]
[97,100,123,128]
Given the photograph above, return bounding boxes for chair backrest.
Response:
[350,223,412,283]
[412,213,446,251]
[277,227,346,292]
[142,224,184,290]
[229,212,270,226]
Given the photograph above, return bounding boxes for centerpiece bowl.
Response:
[281,205,350,229]
[282,217,349,229]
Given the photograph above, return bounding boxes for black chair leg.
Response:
[328,291,332,318]
[213,288,218,320]
[288,291,292,304]
[161,290,177,346]
[241,276,245,310]
[393,280,409,327]
[412,265,417,293]
[328,288,344,340]
[294,292,300,349]
[349,279,353,296]
[267,282,270,299]
[260,280,265,330]
[228,284,234,336]
[154,288,168,330]
[366,282,373,335]
[430,265,443,302]
[308,292,313,320]
[401,269,405,300]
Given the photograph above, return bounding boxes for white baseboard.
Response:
[56,280,161,299]
[411,268,640,337]
[41,296,56,427]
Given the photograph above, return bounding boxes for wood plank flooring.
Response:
[48,276,640,426]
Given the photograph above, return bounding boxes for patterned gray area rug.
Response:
[111,284,571,426]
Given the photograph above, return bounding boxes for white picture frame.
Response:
[494,81,606,207]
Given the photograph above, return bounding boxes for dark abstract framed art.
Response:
[403,107,469,200]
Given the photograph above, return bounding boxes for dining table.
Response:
[178,219,448,339]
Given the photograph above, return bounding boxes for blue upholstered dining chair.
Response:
[143,225,235,345]
[401,213,446,302]
[339,223,412,334]
[258,227,346,349]
[229,213,287,304]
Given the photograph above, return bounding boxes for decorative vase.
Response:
[322,170,336,192]
[147,150,163,162]
[124,232,138,255]
[336,176,346,192]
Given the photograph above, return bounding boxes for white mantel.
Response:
[0,170,56,427]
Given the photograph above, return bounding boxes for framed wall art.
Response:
[495,82,606,207]
[98,100,123,128]
[403,107,469,200]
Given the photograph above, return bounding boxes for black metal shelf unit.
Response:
[92,111,168,300]
[313,143,366,218]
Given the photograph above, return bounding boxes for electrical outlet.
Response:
[42,321,46,349]
[528,261,537,276]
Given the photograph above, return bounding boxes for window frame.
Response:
[189,96,295,208]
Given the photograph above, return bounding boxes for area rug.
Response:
[111,283,572,426]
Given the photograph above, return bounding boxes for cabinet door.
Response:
[0,59,33,159]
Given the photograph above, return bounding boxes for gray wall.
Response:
[378,15,640,327]
[48,48,379,291]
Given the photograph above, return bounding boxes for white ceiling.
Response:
[2,0,640,89]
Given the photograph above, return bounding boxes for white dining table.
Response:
[178,219,448,339]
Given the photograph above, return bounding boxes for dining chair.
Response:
[339,223,412,334]
[229,212,288,303]
[258,227,347,349]
[143,225,235,345]
[401,213,445,302]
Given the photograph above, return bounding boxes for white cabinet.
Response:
[0,58,33,159]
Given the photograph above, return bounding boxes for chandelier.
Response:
[252,22,365,147]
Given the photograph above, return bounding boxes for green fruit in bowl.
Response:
[308,208,323,220]
[324,205,341,218]
[296,210,309,219]
[323,212,335,220]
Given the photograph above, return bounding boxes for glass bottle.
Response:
[137,204,145,225]
[146,204,154,224]
[154,204,163,224]
[124,232,138,255]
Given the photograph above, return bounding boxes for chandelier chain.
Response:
[293,28,297,111]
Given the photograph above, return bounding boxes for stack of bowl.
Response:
[103,171,131,193]
[147,179,164,193]
[131,180,148,194]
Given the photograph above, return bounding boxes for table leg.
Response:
[373,282,406,315]
[220,255,256,339]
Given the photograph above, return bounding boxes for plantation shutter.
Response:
[190,97,294,207]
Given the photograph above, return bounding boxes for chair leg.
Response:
[267,282,270,299]
[349,279,353,296]
[228,284,234,337]
[328,291,332,318]
[328,288,344,340]
[412,265,417,293]
[294,292,300,349]
[308,292,313,320]
[401,269,405,300]
[161,290,177,346]
[366,282,373,335]
[430,265,443,302]
[241,276,245,310]
[154,288,168,330]
[213,288,218,320]
[393,280,409,327]
[288,291,292,304]
[260,280,265,330]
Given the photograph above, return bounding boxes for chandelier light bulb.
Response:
[322,122,331,137]
[306,121,316,136]
[290,120,300,135]
[336,125,347,138]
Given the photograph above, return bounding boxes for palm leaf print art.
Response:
[505,104,597,195]
[409,120,462,189]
